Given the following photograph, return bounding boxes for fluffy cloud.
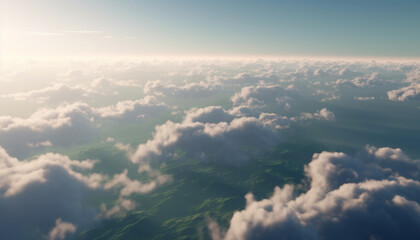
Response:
[2,76,142,104]
[184,106,236,124]
[100,167,172,218]
[324,72,381,89]
[387,83,420,101]
[2,83,95,103]
[405,68,420,83]
[350,72,380,87]
[387,67,420,101]
[95,95,168,120]
[91,77,141,89]
[0,103,97,158]
[231,84,299,109]
[131,103,334,167]
[144,80,222,97]
[131,106,285,166]
[104,169,171,197]
[216,146,420,240]
[0,96,167,158]
[0,144,171,239]
[0,147,101,240]
[48,219,77,240]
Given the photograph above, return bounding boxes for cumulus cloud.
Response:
[48,219,77,240]
[2,83,95,103]
[0,144,171,239]
[325,72,382,89]
[144,80,222,98]
[405,68,420,83]
[104,169,171,197]
[95,95,168,120]
[131,106,285,166]
[99,198,136,219]
[0,151,101,197]
[387,83,420,101]
[0,102,97,158]
[90,77,142,93]
[0,147,100,240]
[100,167,172,218]
[350,72,380,87]
[214,72,282,85]
[131,80,335,165]
[231,84,300,109]
[0,96,167,158]
[184,106,236,124]
[387,67,420,101]
[131,101,335,167]
[216,146,420,240]
[2,76,142,104]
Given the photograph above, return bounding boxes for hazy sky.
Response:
[2,0,420,58]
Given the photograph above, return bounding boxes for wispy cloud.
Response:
[28,30,101,37]
[30,31,65,36]
[61,30,101,34]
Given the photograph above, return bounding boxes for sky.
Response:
[1,3,420,237]
[1,0,420,58]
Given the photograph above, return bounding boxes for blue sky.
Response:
[2,0,420,57]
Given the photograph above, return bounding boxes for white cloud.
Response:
[2,83,95,103]
[350,72,380,87]
[387,66,420,101]
[291,108,336,122]
[231,84,299,109]
[0,96,168,158]
[131,81,335,166]
[48,219,77,240]
[0,102,97,158]
[95,96,168,120]
[144,80,222,98]
[131,106,285,166]
[405,68,420,83]
[61,30,100,34]
[354,96,375,101]
[0,147,100,240]
[90,77,141,90]
[104,169,171,197]
[0,144,170,239]
[2,75,142,104]
[99,198,136,219]
[0,147,101,197]
[216,146,420,240]
[130,98,335,166]
[387,83,420,101]
[184,106,236,124]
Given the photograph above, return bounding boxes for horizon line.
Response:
[2,54,420,63]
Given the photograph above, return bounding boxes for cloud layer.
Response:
[231,84,299,110]
[0,96,168,158]
[131,106,284,166]
[144,80,222,98]
[388,83,420,101]
[0,147,101,240]
[0,144,171,239]
[216,146,420,240]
